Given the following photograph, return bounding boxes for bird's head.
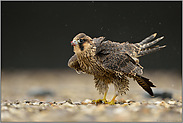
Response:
[71,33,93,53]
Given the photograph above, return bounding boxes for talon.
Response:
[107,100,116,105]
[92,99,108,104]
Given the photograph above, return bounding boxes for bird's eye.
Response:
[78,39,84,43]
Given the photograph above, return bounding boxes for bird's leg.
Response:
[102,90,108,103]
[107,94,118,105]
[92,90,108,104]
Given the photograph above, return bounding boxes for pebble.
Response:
[128,100,136,103]
[73,102,81,105]
[130,102,141,106]
[125,99,131,103]
[44,103,50,107]
[66,99,73,104]
[159,101,170,108]
[3,102,12,107]
[167,99,176,105]
[57,101,66,105]
[12,104,20,108]
[81,99,92,104]
[33,102,40,106]
[121,103,129,107]
[154,101,161,105]
[62,102,75,108]
[141,100,148,105]
[24,100,31,103]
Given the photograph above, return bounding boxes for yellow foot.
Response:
[106,95,117,105]
[107,100,116,105]
[92,99,107,104]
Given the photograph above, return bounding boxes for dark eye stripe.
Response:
[78,39,85,51]
[79,43,84,51]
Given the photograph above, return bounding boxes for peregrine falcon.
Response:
[68,33,166,104]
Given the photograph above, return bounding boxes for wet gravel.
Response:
[1,98,182,122]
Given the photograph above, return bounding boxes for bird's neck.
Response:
[75,44,96,57]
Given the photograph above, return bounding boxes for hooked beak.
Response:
[71,40,78,46]
[71,41,75,46]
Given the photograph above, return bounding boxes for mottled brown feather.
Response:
[101,53,143,75]
[68,54,83,73]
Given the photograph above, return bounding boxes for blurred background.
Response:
[1,1,182,101]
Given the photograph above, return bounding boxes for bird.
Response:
[68,32,166,105]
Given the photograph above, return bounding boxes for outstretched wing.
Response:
[93,38,142,75]
[94,33,166,59]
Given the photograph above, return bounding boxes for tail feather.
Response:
[135,74,156,96]
[137,33,157,46]
[140,36,164,49]
[137,45,166,57]
[134,33,166,57]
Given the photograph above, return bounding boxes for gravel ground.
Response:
[1,69,182,122]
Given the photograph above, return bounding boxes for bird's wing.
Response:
[94,39,123,55]
[68,54,83,73]
[101,52,143,75]
[94,39,142,74]
[92,36,106,54]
